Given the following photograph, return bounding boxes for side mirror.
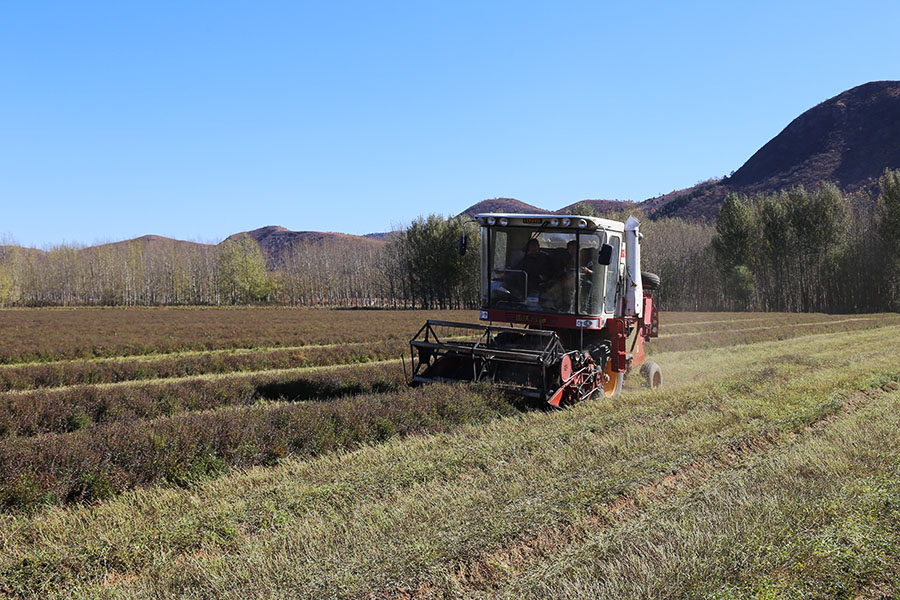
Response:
[458,234,468,256]
[597,243,613,266]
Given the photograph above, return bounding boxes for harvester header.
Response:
[410,213,661,406]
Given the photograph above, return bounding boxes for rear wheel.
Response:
[640,361,662,389]
[642,271,661,290]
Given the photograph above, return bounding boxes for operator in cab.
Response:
[515,238,552,295]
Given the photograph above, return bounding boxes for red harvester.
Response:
[409,213,660,406]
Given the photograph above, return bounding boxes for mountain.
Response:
[91,235,213,253]
[458,197,637,218]
[460,198,550,216]
[555,199,639,215]
[225,225,386,267]
[458,82,900,221]
[7,81,899,261]
[646,80,900,219]
[2,228,385,270]
[729,81,900,191]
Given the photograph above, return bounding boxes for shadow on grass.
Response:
[255,378,401,402]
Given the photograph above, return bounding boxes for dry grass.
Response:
[659,312,881,334]
[498,388,900,599]
[1,317,899,598]
[651,313,900,352]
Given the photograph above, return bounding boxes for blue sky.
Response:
[2,1,898,247]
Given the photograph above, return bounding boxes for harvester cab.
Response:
[409,213,661,407]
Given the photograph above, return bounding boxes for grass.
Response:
[658,313,880,335]
[500,389,900,600]
[0,321,898,598]
[651,313,900,352]
[660,311,848,333]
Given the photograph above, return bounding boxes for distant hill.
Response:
[555,199,639,215]
[0,245,46,259]
[363,231,396,241]
[2,227,385,270]
[225,225,386,267]
[91,235,213,253]
[7,81,899,261]
[646,80,900,219]
[459,198,550,216]
[225,225,379,249]
[458,197,636,218]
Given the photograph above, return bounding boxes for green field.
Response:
[1,308,899,599]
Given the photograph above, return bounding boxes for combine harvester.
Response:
[409,213,661,406]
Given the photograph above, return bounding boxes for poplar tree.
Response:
[878,168,900,311]
[711,193,757,309]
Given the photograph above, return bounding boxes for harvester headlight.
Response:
[578,219,587,229]
[499,218,508,226]
[487,217,496,225]
[550,218,559,227]
[561,217,571,227]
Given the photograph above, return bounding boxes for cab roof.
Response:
[475,213,626,233]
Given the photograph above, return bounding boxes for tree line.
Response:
[0,236,271,307]
[710,169,900,313]
[0,217,479,309]
[1,169,898,312]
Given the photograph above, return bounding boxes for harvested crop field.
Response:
[1,307,899,599]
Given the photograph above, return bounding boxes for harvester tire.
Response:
[601,360,623,398]
[640,361,662,389]
[641,271,661,290]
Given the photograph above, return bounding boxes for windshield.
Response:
[485,227,610,315]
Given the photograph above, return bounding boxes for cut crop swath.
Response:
[0,339,407,391]
[0,383,525,511]
[0,308,472,364]
[0,361,405,438]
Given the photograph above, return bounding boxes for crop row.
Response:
[0,361,406,438]
[0,383,524,512]
[6,315,897,511]
[4,314,899,439]
[0,339,408,391]
[656,311,783,325]
[650,314,900,353]
[659,312,855,334]
[5,306,861,367]
[4,313,894,392]
[2,308,819,365]
[0,307,467,364]
[2,325,898,598]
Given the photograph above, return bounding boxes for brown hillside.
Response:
[226,226,386,267]
[647,81,900,219]
[0,245,46,259]
[460,198,550,216]
[556,199,640,215]
[91,235,213,253]
[728,81,900,191]
[1,228,385,272]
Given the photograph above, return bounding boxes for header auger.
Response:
[409,213,660,407]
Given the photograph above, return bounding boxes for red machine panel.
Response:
[483,309,603,330]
